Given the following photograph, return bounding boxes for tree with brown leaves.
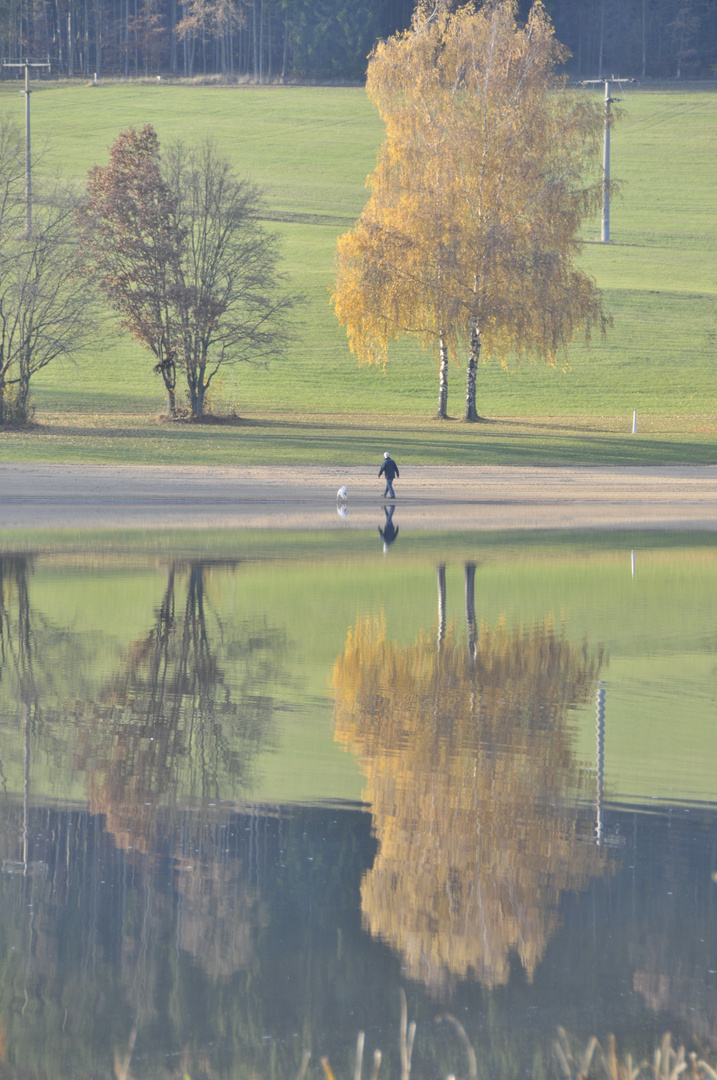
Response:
[79,124,297,418]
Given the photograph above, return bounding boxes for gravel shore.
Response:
[1,463,716,532]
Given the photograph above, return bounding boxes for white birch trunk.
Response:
[464,319,480,422]
[436,564,446,653]
[436,332,449,419]
[464,561,477,663]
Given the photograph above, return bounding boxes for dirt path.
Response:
[1,463,716,531]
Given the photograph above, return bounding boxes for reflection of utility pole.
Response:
[22,702,30,871]
[595,681,605,845]
[1,57,51,238]
[436,565,446,653]
[581,77,634,243]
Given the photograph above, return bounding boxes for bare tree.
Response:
[79,125,298,418]
[0,120,92,426]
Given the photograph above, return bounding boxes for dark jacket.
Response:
[378,457,399,482]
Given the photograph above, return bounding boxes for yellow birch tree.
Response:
[333,0,612,421]
[333,607,611,994]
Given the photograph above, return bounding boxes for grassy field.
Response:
[0,79,715,464]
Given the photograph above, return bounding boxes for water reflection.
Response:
[71,560,285,854]
[378,506,399,553]
[334,563,611,994]
[0,543,716,1078]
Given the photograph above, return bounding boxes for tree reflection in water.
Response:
[0,556,291,1075]
[333,562,612,995]
[67,559,287,987]
[72,559,286,855]
[0,557,286,987]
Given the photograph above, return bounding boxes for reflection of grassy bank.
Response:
[2,526,717,558]
[1,540,716,806]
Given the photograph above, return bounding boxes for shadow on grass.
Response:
[7,414,717,467]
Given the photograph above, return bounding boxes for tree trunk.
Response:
[281,8,289,80]
[464,320,480,422]
[169,0,177,72]
[15,373,30,423]
[252,0,257,80]
[464,561,477,663]
[188,375,205,417]
[436,563,446,653]
[436,332,448,419]
[156,351,177,415]
[68,8,73,76]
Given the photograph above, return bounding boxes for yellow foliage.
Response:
[333,0,610,379]
[333,613,611,994]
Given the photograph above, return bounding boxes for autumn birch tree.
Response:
[334,0,611,421]
[333,607,610,991]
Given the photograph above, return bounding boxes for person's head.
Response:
[384,451,390,459]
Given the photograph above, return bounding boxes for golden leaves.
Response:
[333,611,610,993]
[333,1,610,400]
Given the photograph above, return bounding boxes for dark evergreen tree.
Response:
[0,0,715,81]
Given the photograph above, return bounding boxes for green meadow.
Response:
[0,80,715,464]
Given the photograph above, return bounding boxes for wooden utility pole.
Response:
[1,57,51,238]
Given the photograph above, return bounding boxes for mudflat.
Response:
[0,463,716,532]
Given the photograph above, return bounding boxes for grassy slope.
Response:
[0,81,715,464]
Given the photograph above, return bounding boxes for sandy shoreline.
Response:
[1,463,716,532]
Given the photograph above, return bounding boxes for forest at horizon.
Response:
[1,0,715,85]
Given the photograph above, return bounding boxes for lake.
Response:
[1,527,716,1079]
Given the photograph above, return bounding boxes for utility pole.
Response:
[581,77,634,243]
[1,57,51,238]
[601,79,612,242]
[595,681,605,846]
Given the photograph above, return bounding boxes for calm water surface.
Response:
[0,531,716,1080]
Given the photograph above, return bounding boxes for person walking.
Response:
[378,451,399,499]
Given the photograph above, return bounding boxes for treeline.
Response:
[1,0,715,89]
[544,0,717,80]
[0,0,414,82]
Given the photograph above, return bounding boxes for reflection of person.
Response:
[378,451,399,499]
[378,505,399,554]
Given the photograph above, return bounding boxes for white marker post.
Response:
[632,410,637,434]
